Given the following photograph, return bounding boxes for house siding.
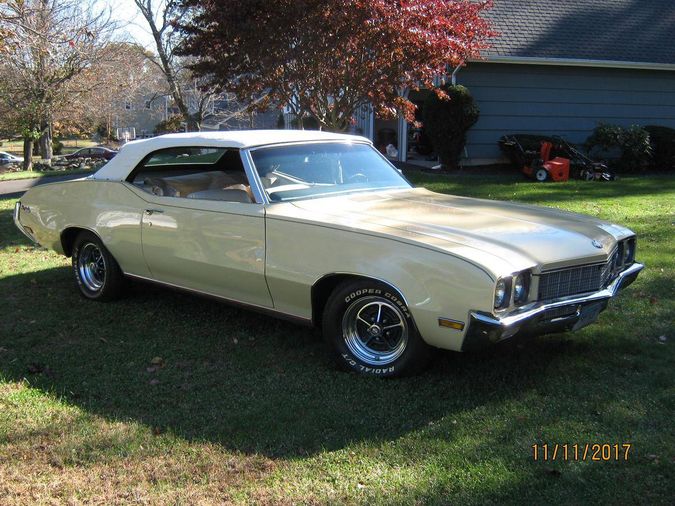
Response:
[459,62,675,162]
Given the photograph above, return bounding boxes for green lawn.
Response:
[0,173,673,504]
[0,167,93,181]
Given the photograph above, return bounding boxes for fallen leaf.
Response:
[27,363,45,374]
[233,338,239,345]
[649,296,658,305]
[150,356,164,366]
[99,337,108,344]
[658,335,667,343]
[146,366,158,373]
[149,378,160,385]
[152,426,163,436]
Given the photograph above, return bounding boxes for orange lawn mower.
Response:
[499,135,615,182]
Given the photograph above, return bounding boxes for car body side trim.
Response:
[124,273,313,326]
[311,271,413,312]
[268,215,497,283]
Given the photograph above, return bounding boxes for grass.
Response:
[0,167,93,181]
[0,172,673,504]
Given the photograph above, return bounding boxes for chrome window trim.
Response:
[246,139,373,152]
[240,148,269,204]
[244,140,412,204]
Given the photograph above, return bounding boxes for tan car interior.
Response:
[135,149,254,203]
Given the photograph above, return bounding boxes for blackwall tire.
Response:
[322,280,431,377]
[71,231,125,301]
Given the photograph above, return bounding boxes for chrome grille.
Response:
[538,257,615,301]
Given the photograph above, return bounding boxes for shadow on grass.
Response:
[0,208,27,248]
[0,264,600,459]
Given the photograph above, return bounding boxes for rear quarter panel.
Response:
[18,179,150,277]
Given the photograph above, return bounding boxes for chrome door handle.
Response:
[145,209,164,215]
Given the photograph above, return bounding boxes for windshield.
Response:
[250,142,411,202]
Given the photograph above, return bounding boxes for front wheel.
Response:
[535,168,549,182]
[322,280,431,377]
[72,231,125,301]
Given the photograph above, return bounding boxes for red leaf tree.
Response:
[177,0,494,131]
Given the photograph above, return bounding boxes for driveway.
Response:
[0,174,85,198]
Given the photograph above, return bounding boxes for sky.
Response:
[97,0,157,50]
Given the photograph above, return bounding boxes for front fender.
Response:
[265,217,496,351]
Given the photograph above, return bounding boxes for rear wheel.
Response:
[535,168,549,182]
[322,280,431,377]
[72,231,125,301]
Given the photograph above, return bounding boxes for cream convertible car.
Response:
[15,131,643,376]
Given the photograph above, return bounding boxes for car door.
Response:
[132,147,273,308]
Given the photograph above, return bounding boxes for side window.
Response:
[129,147,254,204]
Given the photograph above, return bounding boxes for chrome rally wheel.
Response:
[342,296,409,366]
[77,242,106,292]
[323,280,431,377]
[71,231,125,301]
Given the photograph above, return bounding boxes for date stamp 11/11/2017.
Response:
[532,443,633,462]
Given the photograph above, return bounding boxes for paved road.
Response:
[0,174,85,198]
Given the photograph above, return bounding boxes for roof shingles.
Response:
[483,0,675,65]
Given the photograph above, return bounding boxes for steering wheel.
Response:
[347,173,368,183]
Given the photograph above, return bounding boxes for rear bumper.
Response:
[462,262,644,351]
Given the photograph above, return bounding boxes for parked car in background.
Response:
[63,146,117,161]
[0,151,24,165]
[14,131,643,377]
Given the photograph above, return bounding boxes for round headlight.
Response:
[494,278,508,308]
[513,273,528,304]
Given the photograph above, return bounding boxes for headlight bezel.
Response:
[513,271,530,305]
[494,277,511,310]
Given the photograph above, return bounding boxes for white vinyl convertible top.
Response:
[92,130,371,181]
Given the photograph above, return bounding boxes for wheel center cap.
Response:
[368,325,382,337]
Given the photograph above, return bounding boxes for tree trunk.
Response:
[23,138,34,171]
[39,123,53,164]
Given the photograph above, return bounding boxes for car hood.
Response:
[281,187,634,275]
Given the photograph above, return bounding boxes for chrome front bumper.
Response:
[13,201,38,244]
[462,262,644,351]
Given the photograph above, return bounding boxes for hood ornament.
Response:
[592,240,603,249]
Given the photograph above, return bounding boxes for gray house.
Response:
[359,0,675,165]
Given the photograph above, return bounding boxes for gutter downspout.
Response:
[450,64,469,165]
[451,64,462,85]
